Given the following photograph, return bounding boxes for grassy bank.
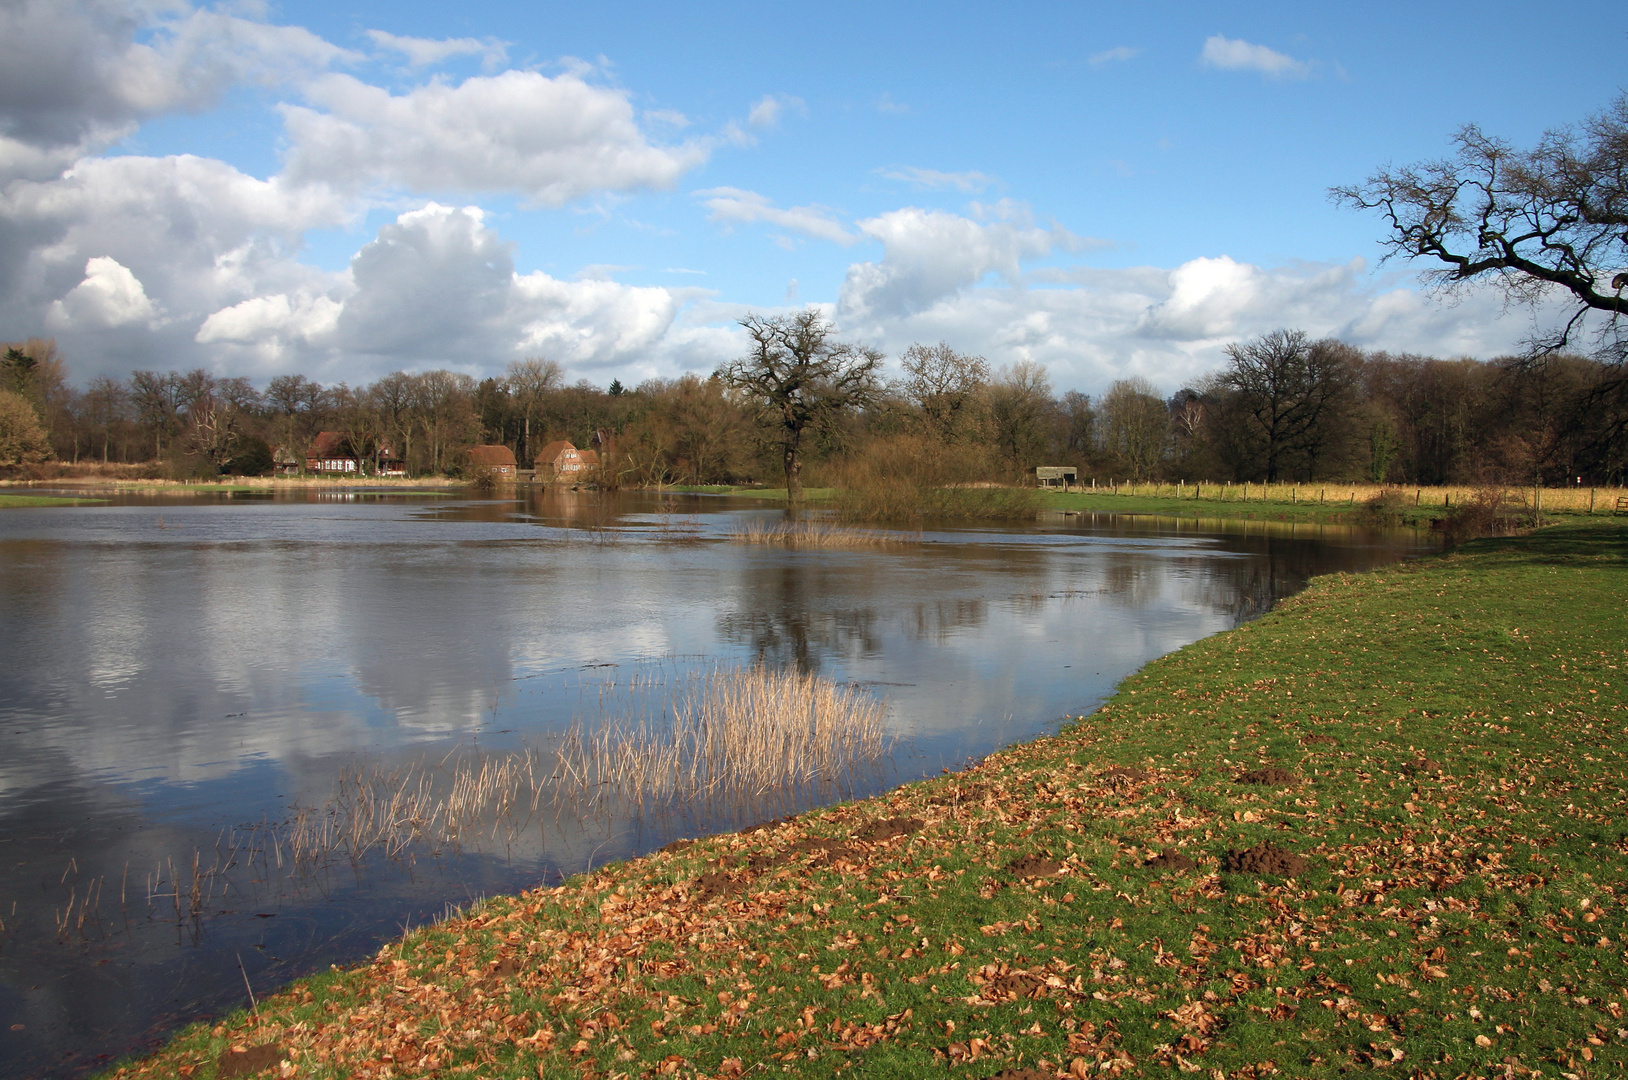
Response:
[0,493,105,507]
[103,521,1628,1080]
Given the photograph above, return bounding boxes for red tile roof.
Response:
[469,444,517,467]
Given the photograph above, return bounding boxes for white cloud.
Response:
[874,93,910,115]
[695,187,856,245]
[0,0,354,178]
[746,94,802,130]
[280,70,711,205]
[46,256,162,329]
[1199,35,1312,80]
[1089,46,1141,66]
[196,292,341,349]
[838,253,1548,393]
[879,167,996,193]
[364,29,507,68]
[838,201,1085,321]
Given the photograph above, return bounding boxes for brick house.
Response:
[468,444,518,477]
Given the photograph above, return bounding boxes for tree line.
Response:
[3,323,1624,487]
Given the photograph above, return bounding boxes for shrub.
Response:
[0,389,51,466]
[1433,488,1534,548]
[1358,488,1407,527]
[831,435,1041,523]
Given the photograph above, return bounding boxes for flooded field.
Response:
[0,488,1436,1077]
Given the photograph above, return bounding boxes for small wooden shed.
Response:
[1035,466,1078,488]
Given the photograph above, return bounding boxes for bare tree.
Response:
[1221,330,1356,482]
[1334,94,1628,360]
[506,357,563,465]
[985,360,1054,470]
[898,341,990,443]
[1101,377,1169,480]
[411,370,477,475]
[719,310,882,505]
[83,376,128,464]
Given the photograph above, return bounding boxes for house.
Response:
[468,444,518,477]
[306,431,358,474]
[302,431,405,476]
[537,440,595,480]
[1035,466,1078,488]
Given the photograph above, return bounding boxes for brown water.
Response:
[0,488,1436,1077]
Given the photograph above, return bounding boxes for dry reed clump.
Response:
[727,518,906,549]
[831,435,1041,523]
[558,666,889,803]
[38,667,889,944]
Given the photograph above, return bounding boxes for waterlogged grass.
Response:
[0,493,104,507]
[103,521,1628,1080]
[663,485,839,503]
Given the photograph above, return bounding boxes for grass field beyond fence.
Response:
[102,520,1628,1080]
[1054,479,1627,512]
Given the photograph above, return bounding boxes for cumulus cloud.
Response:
[838,253,1545,393]
[280,70,710,204]
[879,167,996,193]
[695,187,856,245]
[1199,35,1312,80]
[0,0,353,177]
[838,201,1085,321]
[189,203,713,380]
[46,256,162,329]
[1088,45,1141,66]
[364,29,507,68]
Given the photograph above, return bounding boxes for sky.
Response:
[1,1,1624,395]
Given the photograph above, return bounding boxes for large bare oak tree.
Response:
[1333,95,1628,360]
[719,311,882,505]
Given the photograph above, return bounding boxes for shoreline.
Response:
[88,518,1628,1079]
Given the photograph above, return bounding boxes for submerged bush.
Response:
[1359,488,1407,527]
[1433,487,1534,547]
[831,435,1041,523]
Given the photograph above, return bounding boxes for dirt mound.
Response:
[1235,766,1299,786]
[1223,841,1307,877]
[216,1045,284,1078]
[1145,848,1198,872]
[1099,766,1151,782]
[1008,854,1064,879]
[782,837,858,864]
[658,837,694,853]
[693,871,745,900]
[984,1070,1051,1080]
[1300,734,1338,746]
[742,853,779,873]
[736,815,796,835]
[854,816,923,843]
[1401,758,1444,776]
[484,955,524,981]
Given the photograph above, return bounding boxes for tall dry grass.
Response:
[1074,478,1626,513]
[831,435,1042,523]
[728,519,907,549]
[558,666,888,803]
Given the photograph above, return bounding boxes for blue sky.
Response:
[2,1,1623,394]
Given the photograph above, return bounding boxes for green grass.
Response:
[0,493,105,507]
[102,520,1628,1080]
[1042,489,1443,526]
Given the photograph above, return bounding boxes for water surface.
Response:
[0,488,1433,1077]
